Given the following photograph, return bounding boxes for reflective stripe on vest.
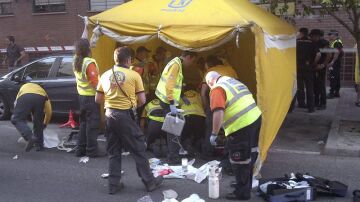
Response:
[155,57,183,106]
[213,76,261,136]
[145,100,164,122]
[74,57,98,96]
[330,39,343,48]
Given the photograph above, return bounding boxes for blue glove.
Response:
[170,104,178,115]
[210,133,218,146]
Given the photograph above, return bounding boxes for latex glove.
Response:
[182,96,191,105]
[210,133,218,146]
[170,104,178,115]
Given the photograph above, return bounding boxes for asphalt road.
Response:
[0,121,358,202]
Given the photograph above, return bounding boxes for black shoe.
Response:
[87,150,107,158]
[75,149,86,157]
[145,176,164,192]
[317,105,326,110]
[35,145,44,152]
[25,137,36,152]
[327,93,335,99]
[108,182,124,195]
[225,192,250,201]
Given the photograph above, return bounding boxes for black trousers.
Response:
[314,70,326,106]
[329,65,341,94]
[105,108,154,185]
[296,67,315,111]
[77,95,100,155]
[181,115,205,154]
[160,101,181,161]
[227,117,261,199]
[202,105,215,156]
[146,119,166,146]
[11,94,46,145]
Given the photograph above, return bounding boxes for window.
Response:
[33,0,65,13]
[57,57,74,78]
[23,57,56,80]
[89,0,125,12]
[0,0,13,15]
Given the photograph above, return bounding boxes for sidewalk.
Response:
[271,87,360,157]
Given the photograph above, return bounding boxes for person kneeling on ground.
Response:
[11,83,52,152]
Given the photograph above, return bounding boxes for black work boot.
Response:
[145,176,164,192]
[108,182,124,195]
[25,136,36,152]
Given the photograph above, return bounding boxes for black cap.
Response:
[309,29,322,36]
[328,30,339,36]
[136,46,151,53]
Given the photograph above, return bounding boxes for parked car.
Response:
[0,55,79,120]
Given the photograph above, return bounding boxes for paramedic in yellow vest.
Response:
[201,55,238,159]
[206,71,262,201]
[73,38,103,158]
[140,98,166,155]
[179,88,206,156]
[327,30,344,98]
[11,83,52,152]
[95,47,163,194]
[155,51,198,164]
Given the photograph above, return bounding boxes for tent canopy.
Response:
[89,0,296,171]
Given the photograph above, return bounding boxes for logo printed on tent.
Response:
[168,0,192,8]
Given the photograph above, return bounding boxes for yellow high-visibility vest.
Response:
[145,99,164,123]
[212,76,261,136]
[74,57,98,96]
[155,57,183,106]
[330,39,343,48]
[180,90,205,117]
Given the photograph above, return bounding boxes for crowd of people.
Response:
[9,37,263,200]
[295,28,344,113]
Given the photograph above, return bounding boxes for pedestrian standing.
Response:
[11,83,52,152]
[327,30,344,98]
[205,71,262,201]
[155,51,197,164]
[95,47,163,194]
[296,28,320,113]
[2,36,26,72]
[73,38,103,158]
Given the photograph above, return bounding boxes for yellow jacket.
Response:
[16,83,52,125]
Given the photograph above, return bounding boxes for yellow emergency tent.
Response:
[88,0,296,171]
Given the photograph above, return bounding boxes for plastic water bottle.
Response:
[208,164,220,199]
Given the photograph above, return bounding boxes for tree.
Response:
[259,0,360,73]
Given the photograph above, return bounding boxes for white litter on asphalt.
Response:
[181,194,205,202]
[12,155,18,160]
[137,195,153,202]
[122,152,130,156]
[101,171,124,179]
[79,156,89,163]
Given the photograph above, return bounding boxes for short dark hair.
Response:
[206,55,223,68]
[6,36,15,43]
[299,28,308,36]
[114,46,132,65]
[181,51,197,58]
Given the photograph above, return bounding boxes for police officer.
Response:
[296,28,320,113]
[206,71,262,201]
[155,51,197,164]
[140,98,166,156]
[200,55,238,159]
[73,38,103,157]
[327,30,344,98]
[95,47,163,195]
[11,83,52,152]
[179,88,206,155]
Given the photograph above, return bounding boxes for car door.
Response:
[6,57,57,112]
[44,56,79,115]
